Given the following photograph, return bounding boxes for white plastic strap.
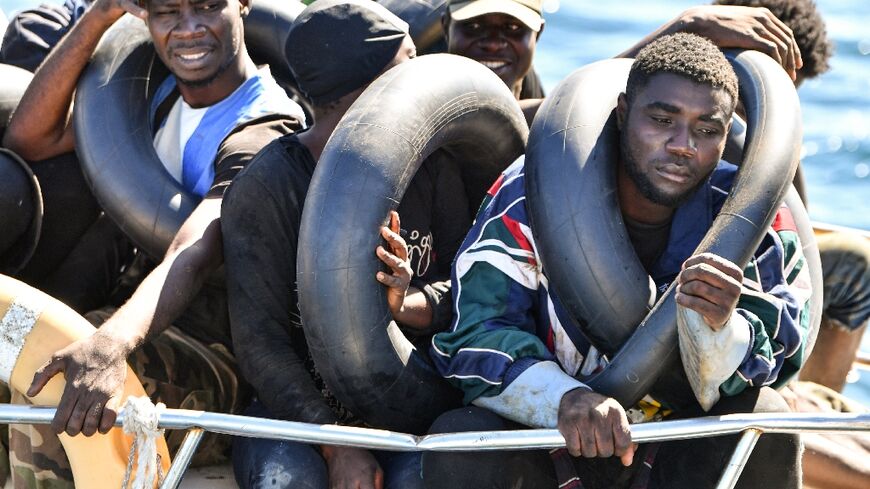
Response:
[0,292,47,383]
[121,396,166,489]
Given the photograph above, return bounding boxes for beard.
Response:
[173,31,242,89]
[175,51,235,89]
[619,123,706,209]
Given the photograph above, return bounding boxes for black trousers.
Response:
[422,387,801,489]
[15,152,134,312]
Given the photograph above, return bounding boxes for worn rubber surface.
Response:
[525,51,817,408]
[298,54,528,433]
[73,0,303,259]
[0,65,42,273]
[377,0,446,51]
[0,63,32,132]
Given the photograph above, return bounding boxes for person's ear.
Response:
[617,93,628,129]
[441,12,451,39]
[239,0,250,17]
[535,20,545,41]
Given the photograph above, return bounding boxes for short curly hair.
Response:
[713,0,832,80]
[626,33,739,109]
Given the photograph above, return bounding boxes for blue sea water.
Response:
[1,0,868,399]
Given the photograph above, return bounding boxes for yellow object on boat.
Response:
[0,274,171,488]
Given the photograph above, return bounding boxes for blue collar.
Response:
[649,161,737,289]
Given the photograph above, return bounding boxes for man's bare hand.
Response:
[676,253,743,331]
[27,332,128,437]
[321,446,384,489]
[558,388,635,467]
[92,0,148,22]
[675,5,802,80]
[376,211,413,319]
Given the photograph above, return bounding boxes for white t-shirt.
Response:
[153,99,208,183]
[152,60,261,186]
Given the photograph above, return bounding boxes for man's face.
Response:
[617,73,733,208]
[444,13,537,97]
[146,0,246,88]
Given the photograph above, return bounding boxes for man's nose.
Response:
[174,10,205,38]
[478,30,508,52]
[666,125,696,158]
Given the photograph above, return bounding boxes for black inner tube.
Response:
[376,0,447,52]
[0,63,33,139]
[0,64,42,274]
[297,54,528,434]
[0,148,42,274]
[73,0,304,259]
[525,51,821,409]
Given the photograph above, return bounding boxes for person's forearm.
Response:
[97,226,222,356]
[392,287,433,330]
[236,331,339,424]
[2,6,123,160]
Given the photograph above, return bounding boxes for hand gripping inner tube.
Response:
[0,274,171,487]
[297,54,528,433]
[73,0,304,259]
[525,51,822,409]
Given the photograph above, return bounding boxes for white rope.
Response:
[121,396,166,489]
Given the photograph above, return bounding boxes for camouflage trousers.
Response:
[6,312,248,489]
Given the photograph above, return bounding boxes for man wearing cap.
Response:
[221,1,469,487]
[4,0,304,486]
[443,0,805,123]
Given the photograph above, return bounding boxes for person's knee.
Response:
[428,406,508,434]
[424,408,505,488]
[819,231,870,330]
[233,438,327,489]
[423,407,555,489]
[754,386,791,414]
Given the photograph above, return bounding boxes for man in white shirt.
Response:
[2,0,304,486]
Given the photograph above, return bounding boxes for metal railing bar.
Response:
[414,412,869,451]
[160,428,204,489]
[0,405,866,452]
[715,429,762,489]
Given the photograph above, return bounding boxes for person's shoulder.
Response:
[490,156,528,198]
[219,115,302,158]
[235,133,314,184]
[250,66,307,123]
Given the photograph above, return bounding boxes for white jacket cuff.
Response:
[472,360,589,428]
